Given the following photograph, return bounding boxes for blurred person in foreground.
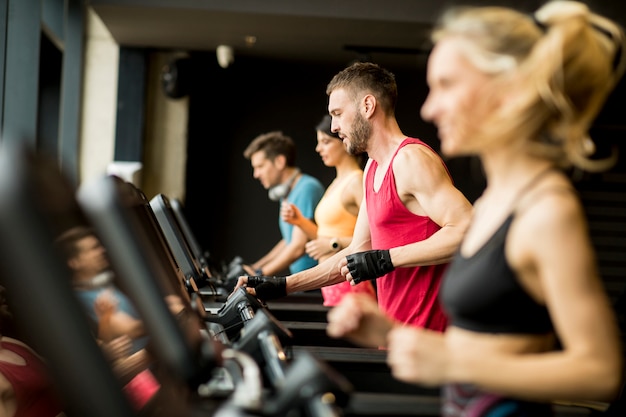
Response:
[0,285,65,417]
[327,1,626,416]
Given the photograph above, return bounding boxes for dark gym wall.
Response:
[183,53,486,267]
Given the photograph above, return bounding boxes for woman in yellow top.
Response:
[281,115,376,306]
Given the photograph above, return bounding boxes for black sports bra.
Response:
[440,212,553,334]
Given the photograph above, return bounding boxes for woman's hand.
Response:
[387,326,448,386]
[326,293,393,348]
[305,238,333,260]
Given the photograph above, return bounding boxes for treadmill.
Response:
[142,191,444,414]
[152,193,333,324]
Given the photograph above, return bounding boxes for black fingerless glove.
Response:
[346,250,394,284]
[246,276,287,301]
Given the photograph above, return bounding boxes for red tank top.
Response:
[0,340,64,417]
[365,138,448,330]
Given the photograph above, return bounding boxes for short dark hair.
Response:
[54,225,97,259]
[326,61,398,116]
[243,130,297,166]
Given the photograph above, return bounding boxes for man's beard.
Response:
[347,112,371,155]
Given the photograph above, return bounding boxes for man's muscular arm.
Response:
[388,144,472,267]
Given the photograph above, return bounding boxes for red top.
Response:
[365,138,448,331]
[0,340,64,417]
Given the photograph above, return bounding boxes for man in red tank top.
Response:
[235,62,472,348]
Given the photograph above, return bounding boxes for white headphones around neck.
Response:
[268,168,300,201]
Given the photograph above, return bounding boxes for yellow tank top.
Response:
[315,170,362,237]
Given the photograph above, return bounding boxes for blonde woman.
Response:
[327,1,626,415]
